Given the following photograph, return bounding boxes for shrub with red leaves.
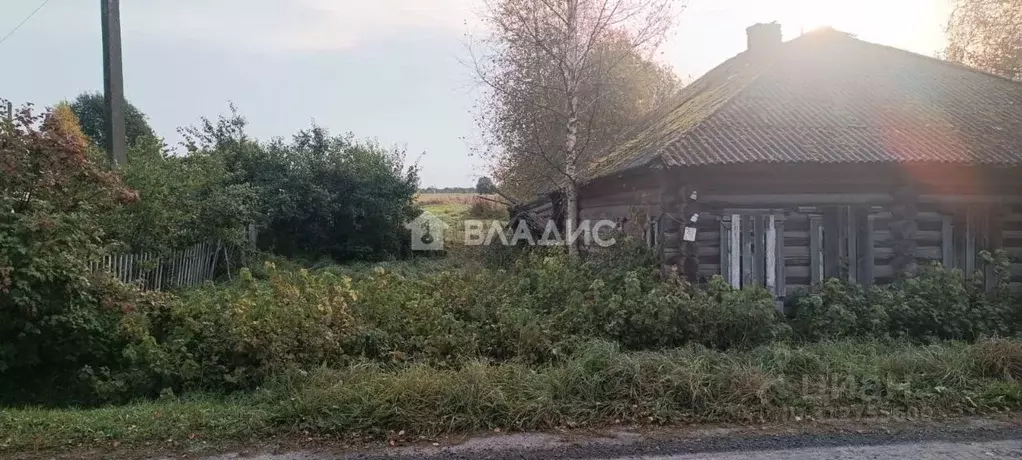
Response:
[0,102,140,404]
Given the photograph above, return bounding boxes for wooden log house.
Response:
[531,24,1022,301]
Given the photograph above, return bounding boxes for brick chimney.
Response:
[746,22,782,52]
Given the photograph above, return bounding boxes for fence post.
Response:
[155,253,163,291]
[178,247,185,287]
[209,240,222,279]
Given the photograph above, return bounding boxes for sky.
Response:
[0,0,953,187]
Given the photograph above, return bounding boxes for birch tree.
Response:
[474,0,678,256]
[946,0,1022,80]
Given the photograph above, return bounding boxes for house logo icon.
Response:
[406,211,449,251]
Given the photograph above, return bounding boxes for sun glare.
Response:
[771,0,950,53]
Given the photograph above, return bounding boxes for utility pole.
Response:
[101,0,127,167]
[4,100,11,123]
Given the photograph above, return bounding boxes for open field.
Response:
[416,193,500,206]
[417,193,507,235]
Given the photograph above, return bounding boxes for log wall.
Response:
[1002,205,1022,289]
[577,187,661,221]
[534,164,1022,294]
[689,201,1022,298]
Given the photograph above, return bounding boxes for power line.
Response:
[0,0,55,48]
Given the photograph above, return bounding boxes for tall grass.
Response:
[275,339,1022,437]
[5,339,1022,452]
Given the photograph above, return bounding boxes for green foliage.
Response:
[788,279,888,342]
[475,176,496,194]
[546,242,787,352]
[0,106,139,403]
[970,338,1022,380]
[54,99,418,262]
[182,109,420,262]
[47,240,1022,404]
[69,92,156,150]
[105,265,358,397]
[478,0,679,198]
[55,96,259,255]
[106,135,259,253]
[789,254,1021,343]
[0,103,420,403]
[93,242,789,399]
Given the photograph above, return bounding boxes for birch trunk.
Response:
[565,94,579,257]
[563,0,581,258]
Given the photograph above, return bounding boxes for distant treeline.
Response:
[420,187,475,194]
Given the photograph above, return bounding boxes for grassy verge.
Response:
[4,339,1022,452]
[0,395,272,451]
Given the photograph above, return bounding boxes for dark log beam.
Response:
[985,205,1004,291]
[845,207,858,283]
[855,207,875,286]
[742,215,754,286]
[682,198,701,283]
[823,206,842,280]
[658,167,685,278]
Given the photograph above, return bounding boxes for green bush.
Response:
[107,265,359,396]
[106,135,259,254]
[683,277,791,350]
[789,255,1021,344]
[10,225,1022,406]
[789,279,888,342]
[66,249,1022,404]
[0,107,139,404]
[97,242,793,398]
[182,111,421,262]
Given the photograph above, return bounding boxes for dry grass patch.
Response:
[971,338,1022,380]
[416,193,499,206]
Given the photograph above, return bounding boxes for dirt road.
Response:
[174,416,1022,460]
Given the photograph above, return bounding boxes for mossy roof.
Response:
[585,29,1022,181]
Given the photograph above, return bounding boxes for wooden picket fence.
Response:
[90,241,223,291]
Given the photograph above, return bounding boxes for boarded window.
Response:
[720,213,784,297]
